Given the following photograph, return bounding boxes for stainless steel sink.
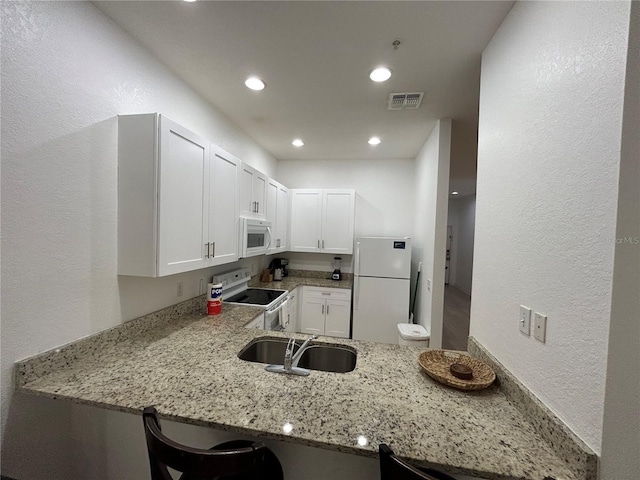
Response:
[238,337,357,373]
[296,344,357,373]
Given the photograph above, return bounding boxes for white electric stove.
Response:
[214,268,289,330]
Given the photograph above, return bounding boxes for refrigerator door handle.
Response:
[354,275,360,310]
[354,242,361,276]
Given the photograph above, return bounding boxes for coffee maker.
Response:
[269,258,289,280]
[280,258,289,277]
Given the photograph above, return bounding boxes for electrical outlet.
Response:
[177,282,183,297]
[199,279,205,295]
[534,312,547,343]
[519,305,532,336]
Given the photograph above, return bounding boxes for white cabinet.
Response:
[284,287,300,333]
[276,183,289,252]
[208,146,240,266]
[239,162,267,219]
[289,189,355,254]
[266,178,289,253]
[300,287,351,338]
[118,113,239,277]
[322,190,356,254]
[289,189,323,251]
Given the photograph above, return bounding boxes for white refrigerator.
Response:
[352,236,411,344]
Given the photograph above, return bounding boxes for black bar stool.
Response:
[143,407,284,480]
[379,444,456,480]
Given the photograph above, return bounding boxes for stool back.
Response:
[143,407,267,480]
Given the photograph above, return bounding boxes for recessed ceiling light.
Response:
[245,77,266,91]
[183,0,197,3]
[369,67,392,82]
[292,139,304,147]
[368,137,381,145]
[451,191,459,195]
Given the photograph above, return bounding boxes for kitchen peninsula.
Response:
[16,278,594,480]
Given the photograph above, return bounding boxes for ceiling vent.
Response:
[387,92,424,110]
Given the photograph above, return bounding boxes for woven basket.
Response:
[418,350,496,391]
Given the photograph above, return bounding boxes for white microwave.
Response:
[239,217,272,258]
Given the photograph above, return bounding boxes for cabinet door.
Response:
[285,288,299,333]
[266,179,278,253]
[276,184,288,252]
[238,163,255,217]
[157,116,209,276]
[321,189,355,254]
[290,289,299,332]
[209,146,239,266]
[253,171,267,219]
[325,299,351,338]
[289,189,322,252]
[300,297,325,335]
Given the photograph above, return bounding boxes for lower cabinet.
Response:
[285,287,300,333]
[300,287,351,338]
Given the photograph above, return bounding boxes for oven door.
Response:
[240,218,272,258]
[264,296,290,331]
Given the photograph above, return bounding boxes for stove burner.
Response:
[225,288,286,306]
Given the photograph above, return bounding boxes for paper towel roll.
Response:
[207,283,222,315]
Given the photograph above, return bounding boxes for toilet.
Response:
[397,323,430,347]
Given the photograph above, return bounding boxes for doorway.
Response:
[442,195,476,351]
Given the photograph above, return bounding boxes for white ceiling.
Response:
[94,1,514,192]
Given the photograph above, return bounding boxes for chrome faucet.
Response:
[266,334,318,376]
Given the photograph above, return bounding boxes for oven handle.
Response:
[266,296,289,315]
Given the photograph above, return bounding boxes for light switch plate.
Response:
[427,279,432,291]
[519,306,532,336]
[534,312,547,343]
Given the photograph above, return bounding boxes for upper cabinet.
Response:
[289,189,355,254]
[266,178,289,253]
[239,162,267,220]
[118,114,239,277]
[208,145,240,266]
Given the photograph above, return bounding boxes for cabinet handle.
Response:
[205,242,210,258]
[211,242,215,258]
[326,305,330,315]
[317,239,320,249]
[322,304,325,314]
[322,240,325,249]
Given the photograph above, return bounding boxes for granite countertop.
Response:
[249,272,353,291]
[16,277,588,480]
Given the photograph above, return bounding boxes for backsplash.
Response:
[288,269,354,281]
